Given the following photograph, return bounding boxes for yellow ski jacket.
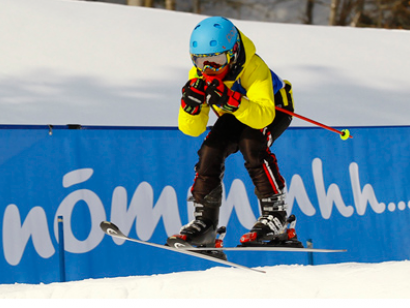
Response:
[178,30,285,137]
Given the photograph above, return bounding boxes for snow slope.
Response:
[1,261,410,299]
[1,0,410,300]
[1,0,410,127]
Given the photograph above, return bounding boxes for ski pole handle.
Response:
[275,106,352,140]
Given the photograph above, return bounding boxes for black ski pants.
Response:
[191,82,294,205]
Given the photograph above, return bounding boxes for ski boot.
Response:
[167,186,228,260]
[239,192,303,248]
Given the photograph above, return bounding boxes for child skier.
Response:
[169,16,302,251]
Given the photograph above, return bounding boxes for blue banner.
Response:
[1,125,409,284]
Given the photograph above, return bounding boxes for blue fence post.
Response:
[58,216,66,282]
[307,239,314,265]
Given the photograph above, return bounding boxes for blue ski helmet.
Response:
[190,16,239,56]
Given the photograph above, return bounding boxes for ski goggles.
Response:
[191,51,231,72]
[191,35,241,72]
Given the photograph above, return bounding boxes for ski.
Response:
[167,236,346,253]
[100,221,266,274]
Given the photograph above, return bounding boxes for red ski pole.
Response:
[275,106,352,140]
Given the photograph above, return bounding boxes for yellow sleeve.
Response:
[233,56,276,129]
[178,104,210,137]
[178,66,209,137]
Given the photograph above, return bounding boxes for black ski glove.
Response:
[181,78,206,115]
[205,79,241,112]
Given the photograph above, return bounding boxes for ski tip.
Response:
[100,221,121,236]
[100,220,112,230]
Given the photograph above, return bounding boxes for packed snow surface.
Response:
[1,0,410,300]
[1,261,410,299]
